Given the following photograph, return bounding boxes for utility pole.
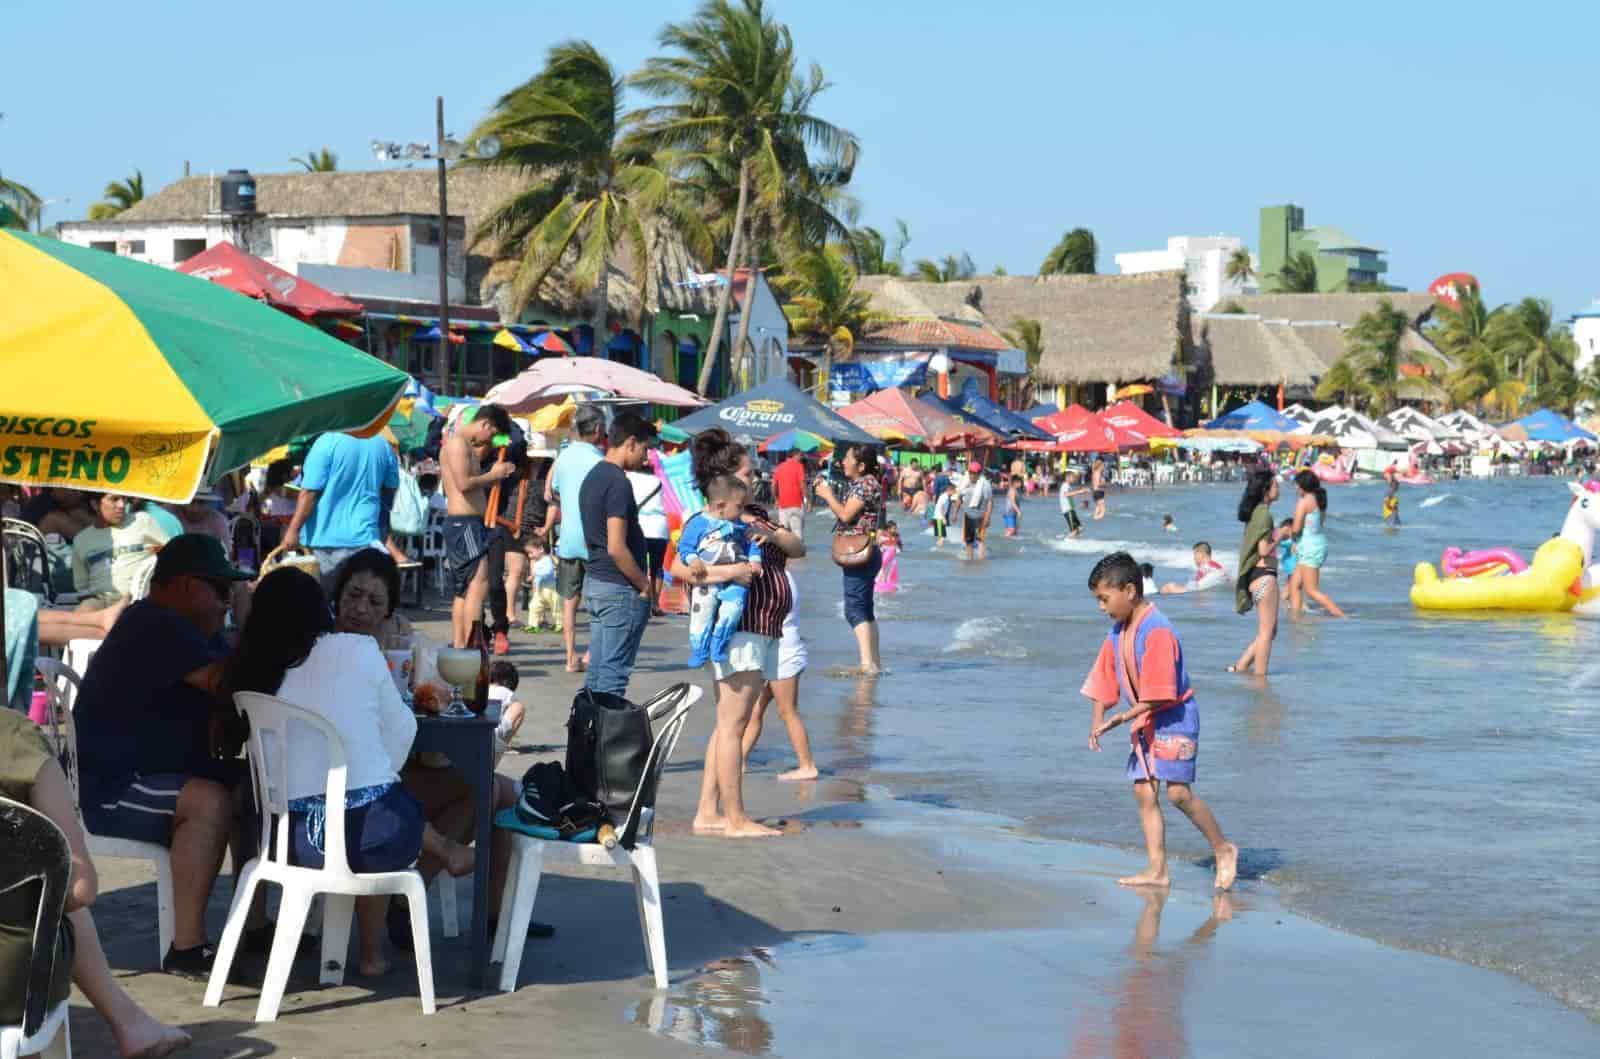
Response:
[436,96,451,397]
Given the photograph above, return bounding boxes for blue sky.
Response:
[5,0,1595,314]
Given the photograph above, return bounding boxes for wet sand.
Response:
[70,601,1600,1057]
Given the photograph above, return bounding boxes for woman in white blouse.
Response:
[226,568,472,977]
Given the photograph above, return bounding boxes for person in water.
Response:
[1276,518,1300,609]
[1290,470,1346,618]
[1082,552,1238,891]
[1159,542,1227,595]
[1382,465,1401,527]
[1059,472,1090,538]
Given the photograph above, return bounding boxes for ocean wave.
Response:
[1045,535,1237,571]
[941,616,1028,659]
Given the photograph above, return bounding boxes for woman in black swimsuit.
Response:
[1229,470,1280,676]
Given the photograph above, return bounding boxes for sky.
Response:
[5,0,1597,315]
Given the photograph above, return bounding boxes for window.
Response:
[89,241,115,253]
[173,238,206,262]
[126,240,146,255]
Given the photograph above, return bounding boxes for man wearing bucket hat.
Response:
[74,534,259,977]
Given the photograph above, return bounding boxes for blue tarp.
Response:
[670,378,880,445]
[1205,400,1299,432]
[931,378,1051,440]
[1022,402,1059,420]
[1507,408,1597,443]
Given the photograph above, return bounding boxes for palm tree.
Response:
[775,246,877,399]
[290,147,338,172]
[1314,355,1370,409]
[1040,227,1097,275]
[87,169,143,220]
[1334,298,1445,414]
[0,172,40,229]
[1500,297,1577,400]
[911,251,976,283]
[1431,286,1522,414]
[1002,317,1045,383]
[630,0,859,395]
[1224,247,1254,287]
[1268,250,1319,293]
[469,41,665,348]
[848,218,909,275]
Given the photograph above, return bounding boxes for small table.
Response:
[411,710,498,990]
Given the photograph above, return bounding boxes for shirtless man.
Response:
[1091,456,1109,520]
[440,404,516,647]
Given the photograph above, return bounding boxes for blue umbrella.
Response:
[931,378,1051,440]
[1505,408,1597,443]
[1206,400,1299,432]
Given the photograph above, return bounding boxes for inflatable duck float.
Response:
[1412,481,1600,612]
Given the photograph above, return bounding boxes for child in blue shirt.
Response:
[677,475,763,666]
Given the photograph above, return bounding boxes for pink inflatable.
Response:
[1440,546,1529,579]
[1309,451,1353,484]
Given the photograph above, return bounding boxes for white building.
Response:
[1572,300,1600,375]
[1115,235,1257,311]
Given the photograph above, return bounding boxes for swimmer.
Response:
[1383,465,1401,527]
[1159,541,1228,595]
[1140,561,1158,597]
[1275,519,1300,609]
[1162,514,1177,534]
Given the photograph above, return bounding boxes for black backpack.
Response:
[565,688,652,815]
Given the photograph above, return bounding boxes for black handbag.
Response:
[565,689,653,814]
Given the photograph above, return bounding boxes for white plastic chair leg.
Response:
[434,874,459,938]
[402,876,436,1015]
[631,845,668,989]
[494,839,544,992]
[204,861,262,1008]
[40,1015,68,1059]
[255,884,314,1023]
[154,854,175,966]
[319,894,355,986]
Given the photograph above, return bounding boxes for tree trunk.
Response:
[819,337,834,404]
[593,251,610,359]
[698,157,750,396]
[731,230,758,391]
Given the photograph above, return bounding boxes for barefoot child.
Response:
[1082,552,1238,891]
[1059,473,1090,538]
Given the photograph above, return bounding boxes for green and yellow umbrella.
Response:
[0,229,408,503]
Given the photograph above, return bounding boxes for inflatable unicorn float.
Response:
[1412,480,1600,612]
[1307,450,1354,485]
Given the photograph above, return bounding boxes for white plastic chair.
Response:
[492,683,702,992]
[34,658,175,969]
[206,692,435,1022]
[419,512,448,596]
[0,796,73,1059]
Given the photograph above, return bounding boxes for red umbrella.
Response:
[1032,405,1143,451]
[177,241,362,318]
[1100,400,1181,439]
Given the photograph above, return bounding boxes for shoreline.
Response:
[70,591,1599,1055]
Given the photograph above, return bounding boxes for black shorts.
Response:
[1064,508,1082,532]
[644,538,669,578]
[963,513,984,545]
[1092,489,1106,501]
[442,514,493,598]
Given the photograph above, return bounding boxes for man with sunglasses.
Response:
[74,533,257,978]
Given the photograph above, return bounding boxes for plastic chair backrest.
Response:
[32,659,81,802]
[0,795,70,1038]
[2,519,53,603]
[233,691,355,878]
[618,683,698,849]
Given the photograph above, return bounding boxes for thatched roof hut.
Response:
[1226,291,1438,327]
[1196,314,1327,387]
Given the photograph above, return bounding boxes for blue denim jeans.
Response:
[841,546,883,628]
[584,578,651,697]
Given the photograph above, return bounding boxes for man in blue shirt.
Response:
[281,431,399,590]
[547,404,606,673]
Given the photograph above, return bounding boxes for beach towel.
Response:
[1236,503,1275,614]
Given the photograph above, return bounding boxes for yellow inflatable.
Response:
[1412,538,1588,611]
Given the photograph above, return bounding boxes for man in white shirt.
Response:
[628,466,671,616]
[960,461,993,561]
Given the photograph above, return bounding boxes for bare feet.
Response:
[1213,842,1239,891]
[444,840,475,878]
[691,815,727,834]
[1118,865,1171,888]
[565,658,587,673]
[777,766,819,781]
[721,819,782,839]
[116,1014,192,1059]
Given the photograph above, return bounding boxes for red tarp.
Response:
[1100,400,1181,439]
[838,389,1001,450]
[1028,404,1144,452]
[177,241,362,318]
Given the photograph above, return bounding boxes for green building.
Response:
[1259,204,1389,292]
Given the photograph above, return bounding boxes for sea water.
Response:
[785,475,1600,1021]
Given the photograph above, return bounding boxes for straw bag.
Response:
[257,545,321,584]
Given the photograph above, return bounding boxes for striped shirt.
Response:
[738,504,792,639]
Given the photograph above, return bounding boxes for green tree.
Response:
[630,0,859,395]
[1002,317,1045,382]
[1269,250,1319,293]
[1499,297,1577,402]
[469,41,666,344]
[87,169,143,220]
[290,147,338,172]
[0,172,40,229]
[776,246,877,399]
[1040,227,1097,275]
[911,251,975,283]
[1314,356,1369,409]
[848,218,909,275]
[1327,298,1445,414]
[1224,246,1254,287]
[1213,300,1247,314]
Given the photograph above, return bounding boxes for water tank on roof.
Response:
[219,170,257,216]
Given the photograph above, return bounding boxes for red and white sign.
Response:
[1428,272,1479,309]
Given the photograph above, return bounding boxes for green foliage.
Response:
[775,245,878,399]
[1319,298,1444,414]
[1040,227,1096,275]
[1269,250,1319,293]
[88,169,143,220]
[911,252,975,283]
[1213,300,1246,314]
[291,147,338,172]
[0,174,40,229]
[847,218,909,275]
[1223,247,1253,286]
[1002,317,1044,370]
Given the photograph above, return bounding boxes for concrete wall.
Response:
[1117,236,1256,310]
[1575,315,1600,374]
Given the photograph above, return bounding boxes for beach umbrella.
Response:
[1100,400,1181,439]
[759,428,833,454]
[527,330,574,355]
[485,356,705,413]
[176,241,362,318]
[1205,399,1300,432]
[672,378,879,446]
[1498,408,1597,444]
[838,388,1000,450]
[931,377,1051,441]
[1113,383,1154,400]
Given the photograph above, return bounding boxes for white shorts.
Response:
[776,616,808,680]
[711,632,778,681]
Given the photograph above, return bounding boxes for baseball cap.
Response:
[969,460,982,473]
[152,533,253,584]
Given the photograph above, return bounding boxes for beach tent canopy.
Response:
[1100,400,1181,439]
[1378,406,1462,443]
[1497,408,1598,444]
[176,241,363,318]
[1435,409,1503,446]
[1296,408,1409,450]
[931,377,1050,441]
[838,388,1000,450]
[671,378,879,446]
[1021,402,1059,420]
[1281,402,1316,425]
[484,356,705,414]
[1205,399,1300,432]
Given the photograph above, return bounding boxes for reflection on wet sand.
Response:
[1067,891,1233,1059]
[831,675,881,769]
[635,950,776,1055]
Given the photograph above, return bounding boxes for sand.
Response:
[66,606,1600,1057]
